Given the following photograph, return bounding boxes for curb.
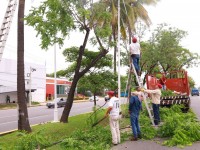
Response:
[74,100,88,103]
[0,129,17,136]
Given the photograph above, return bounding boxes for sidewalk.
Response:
[112,139,200,150]
[112,97,200,150]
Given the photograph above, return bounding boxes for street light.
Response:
[29,66,36,107]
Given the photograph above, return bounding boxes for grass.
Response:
[0,104,159,149]
[0,109,118,150]
[0,103,17,109]
[0,102,41,110]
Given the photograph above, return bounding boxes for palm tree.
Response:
[101,0,158,72]
[17,0,31,132]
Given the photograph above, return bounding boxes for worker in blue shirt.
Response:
[129,93,144,141]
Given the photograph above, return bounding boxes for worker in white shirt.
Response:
[129,37,141,76]
[105,91,120,145]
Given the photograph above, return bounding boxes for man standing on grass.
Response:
[143,83,162,126]
[105,91,120,145]
[129,91,144,141]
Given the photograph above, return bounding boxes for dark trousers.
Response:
[130,114,141,138]
[131,54,140,75]
[152,104,160,125]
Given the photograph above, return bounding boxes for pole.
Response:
[117,0,121,101]
[53,44,59,122]
[29,67,32,107]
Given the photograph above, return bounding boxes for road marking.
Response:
[0,115,17,119]
[0,114,51,126]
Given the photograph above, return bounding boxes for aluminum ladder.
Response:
[127,62,155,126]
[0,0,17,61]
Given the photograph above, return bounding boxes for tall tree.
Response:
[17,0,31,132]
[101,0,158,73]
[25,0,113,123]
[139,23,200,85]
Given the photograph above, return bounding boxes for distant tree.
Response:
[78,71,117,106]
[141,24,200,81]
[120,23,200,85]
[188,76,195,88]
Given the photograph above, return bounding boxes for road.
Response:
[0,98,107,133]
[112,95,200,150]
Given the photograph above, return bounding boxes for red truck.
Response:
[146,70,190,112]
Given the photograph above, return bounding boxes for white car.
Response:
[89,96,99,102]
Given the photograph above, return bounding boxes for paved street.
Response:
[112,96,200,150]
[0,98,107,133]
[0,97,127,133]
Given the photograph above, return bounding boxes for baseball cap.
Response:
[132,37,137,43]
[107,91,114,96]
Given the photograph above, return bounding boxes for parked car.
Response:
[46,97,67,108]
[191,88,199,96]
[89,96,99,102]
[104,95,110,101]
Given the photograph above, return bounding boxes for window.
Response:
[57,85,65,94]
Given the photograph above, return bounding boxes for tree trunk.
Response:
[60,27,109,123]
[93,93,96,106]
[60,27,90,123]
[17,0,31,132]
[60,74,80,123]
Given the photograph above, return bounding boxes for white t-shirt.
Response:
[129,43,140,55]
[144,89,161,104]
[108,97,120,116]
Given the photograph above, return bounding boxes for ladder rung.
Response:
[6,10,12,13]
[3,21,9,25]
[8,4,14,8]
[1,27,7,31]
[5,15,12,19]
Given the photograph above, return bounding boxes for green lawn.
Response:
[2,105,197,149]
[0,113,91,149]
[0,103,17,110]
[0,102,41,110]
[0,110,126,150]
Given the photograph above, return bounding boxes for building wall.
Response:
[0,58,46,103]
[46,77,71,100]
[0,92,17,104]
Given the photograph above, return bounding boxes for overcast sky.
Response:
[0,0,200,87]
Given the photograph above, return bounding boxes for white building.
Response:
[0,58,46,103]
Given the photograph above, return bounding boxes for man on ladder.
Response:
[129,37,141,76]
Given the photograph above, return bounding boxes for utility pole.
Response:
[53,44,58,122]
[29,66,36,107]
[117,0,121,100]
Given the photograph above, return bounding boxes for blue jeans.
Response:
[152,104,160,125]
[162,85,166,90]
[131,54,140,75]
[130,114,141,138]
